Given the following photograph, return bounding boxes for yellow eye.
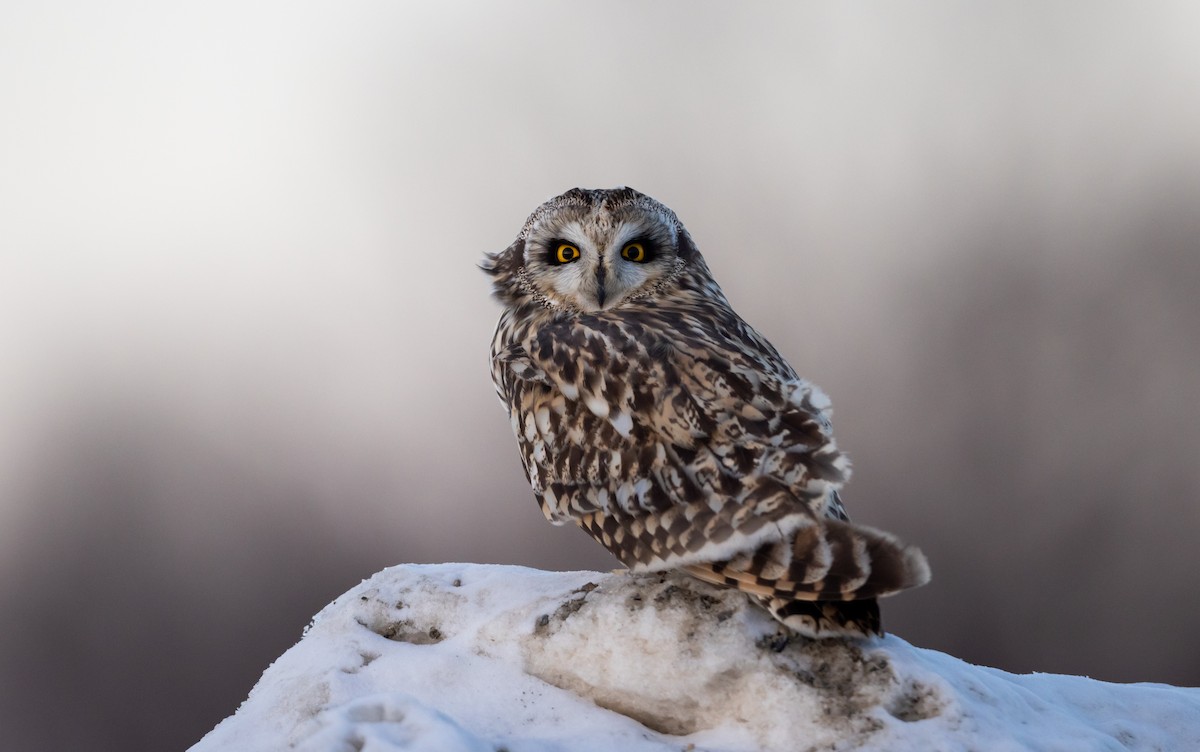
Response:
[622,242,646,262]
[554,243,580,264]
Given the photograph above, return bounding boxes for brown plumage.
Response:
[482,187,929,638]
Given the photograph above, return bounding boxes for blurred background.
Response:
[2,1,1199,749]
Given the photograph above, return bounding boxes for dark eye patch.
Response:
[546,239,581,265]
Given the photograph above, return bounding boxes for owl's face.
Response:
[483,188,702,313]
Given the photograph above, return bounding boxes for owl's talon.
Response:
[769,631,791,653]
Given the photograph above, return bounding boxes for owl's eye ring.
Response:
[621,242,649,263]
[551,243,580,264]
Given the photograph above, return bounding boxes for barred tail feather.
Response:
[686,519,929,601]
[682,519,929,638]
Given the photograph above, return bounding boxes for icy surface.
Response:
[191,564,1200,752]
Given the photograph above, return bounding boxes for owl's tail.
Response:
[682,518,930,638]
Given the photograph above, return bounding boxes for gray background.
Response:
[2,2,1199,750]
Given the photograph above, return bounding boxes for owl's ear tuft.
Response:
[480,238,527,303]
[675,227,700,262]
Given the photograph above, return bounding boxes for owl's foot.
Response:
[768,629,791,653]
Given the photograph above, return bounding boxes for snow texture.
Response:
[191,564,1200,752]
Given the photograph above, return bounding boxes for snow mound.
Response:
[191,563,1200,752]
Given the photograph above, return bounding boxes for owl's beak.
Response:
[594,263,607,308]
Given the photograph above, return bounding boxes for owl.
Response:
[482,187,930,638]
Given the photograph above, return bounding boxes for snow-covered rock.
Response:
[191,564,1200,752]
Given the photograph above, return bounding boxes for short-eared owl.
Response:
[482,187,929,637]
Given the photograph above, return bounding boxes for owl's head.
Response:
[482,187,705,313]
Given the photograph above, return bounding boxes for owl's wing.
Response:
[514,309,847,521]
[508,309,928,604]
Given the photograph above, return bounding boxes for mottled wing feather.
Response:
[497,305,851,568]
[494,342,550,385]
